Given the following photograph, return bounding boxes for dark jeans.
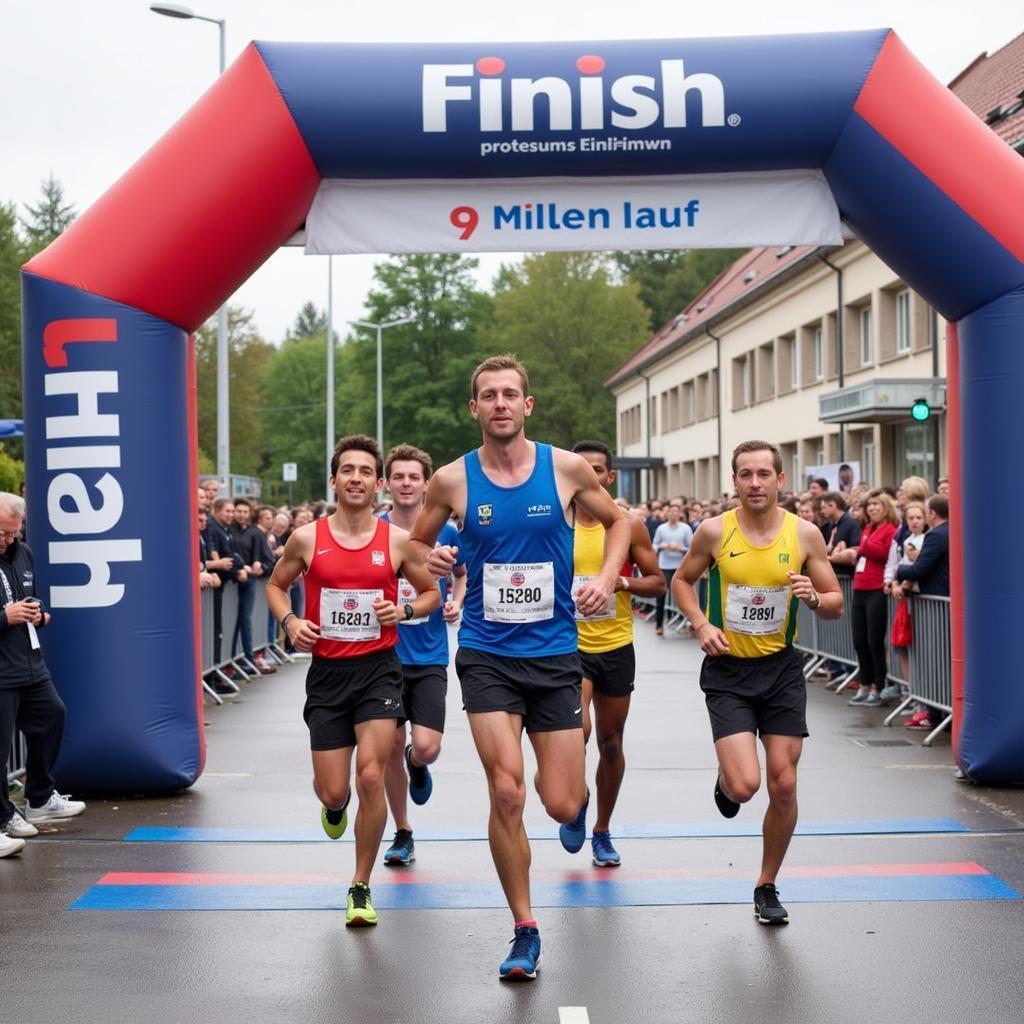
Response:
[212,585,224,663]
[232,578,256,662]
[655,568,677,629]
[284,581,304,653]
[852,588,888,689]
[1,678,65,823]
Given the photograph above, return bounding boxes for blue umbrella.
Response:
[0,420,24,438]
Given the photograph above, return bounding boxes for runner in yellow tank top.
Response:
[571,441,664,867]
[673,440,842,927]
[706,507,802,659]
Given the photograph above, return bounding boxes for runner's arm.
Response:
[267,526,319,650]
[384,528,442,623]
[409,465,460,579]
[790,520,844,619]
[672,519,730,656]
[622,514,665,598]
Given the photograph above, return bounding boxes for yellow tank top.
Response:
[706,508,802,658]
[573,522,633,654]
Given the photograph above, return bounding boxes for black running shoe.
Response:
[405,744,433,805]
[753,883,789,925]
[384,828,415,866]
[714,775,740,819]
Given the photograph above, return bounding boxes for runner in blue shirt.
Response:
[410,354,630,982]
[380,444,466,867]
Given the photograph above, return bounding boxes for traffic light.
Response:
[911,398,931,422]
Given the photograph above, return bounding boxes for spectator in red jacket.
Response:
[848,492,899,708]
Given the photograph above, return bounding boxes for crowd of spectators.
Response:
[622,470,952,731]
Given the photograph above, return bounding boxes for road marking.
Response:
[559,1009,590,1024]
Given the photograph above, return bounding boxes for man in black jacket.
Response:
[230,499,273,675]
[897,495,950,597]
[206,497,248,677]
[0,492,85,854]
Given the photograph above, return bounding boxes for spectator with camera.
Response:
[0,492,85,856]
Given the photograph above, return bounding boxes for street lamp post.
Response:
[326,257,334,502]
[150,3,229,495]
[348,318,415,455]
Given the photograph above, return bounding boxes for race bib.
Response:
[855,556,867,574]
[397,577,426,626]
[572,574,615,621]
[725,585,789,636]
[483,562,554,623]
[320,588,383,641]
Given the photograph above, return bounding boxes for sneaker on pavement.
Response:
[862,692,882,707]
[904,709,929,728]
[405,744,433,806]
[383,828,415,866]
[0,833,25,858]
[654,627,664,636]
[321,792,351,840]
[753,883,789,925]
[591,830,621,867]
[878,685,901,704]
[558,792,589,853]
[847,689,869,705]
[499,925,541,980]
[25,792,85,823]
[345,882,378,926]
[3,812,38,838]
[714,775,740,819]
[905,715,934,731]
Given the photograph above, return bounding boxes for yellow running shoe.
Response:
[346,882,378,926]
[321,798,349,840]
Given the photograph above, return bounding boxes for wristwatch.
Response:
[619,575,630,593]
[403,603,415,621]
[808,590,821,610]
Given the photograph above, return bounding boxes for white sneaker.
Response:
[0,833,25,857]
[25,792,86,823]
[4,811,38,838]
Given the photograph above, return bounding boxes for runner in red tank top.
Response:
[268,434,439,927]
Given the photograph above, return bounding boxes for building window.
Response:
[896,290,911,354]
[683,381,695,424]
[742,355,753,407]
[859,307,873,367]
[813,327,823,381]
[790,338,799,390]
[861,436,875,486]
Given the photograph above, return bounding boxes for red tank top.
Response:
[304,516,398,659]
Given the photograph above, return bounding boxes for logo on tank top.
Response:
[527,503,553,518]
[372,550,386,566]
[778,553,790,564]
[477,503,493,526]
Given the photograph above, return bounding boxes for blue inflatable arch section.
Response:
[21,30,1024,789]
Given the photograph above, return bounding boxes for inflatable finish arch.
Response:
[21,30,1024,790]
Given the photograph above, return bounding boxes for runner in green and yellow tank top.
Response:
[673,440,843,927]
[706,506,802,659]
[571,441,664,868]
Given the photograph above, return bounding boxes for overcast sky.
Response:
[4,0,1021,344]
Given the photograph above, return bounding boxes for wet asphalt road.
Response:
[3,619,1024,1024]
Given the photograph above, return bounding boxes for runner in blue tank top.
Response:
[409,354,630,982]
[379,443,467,868]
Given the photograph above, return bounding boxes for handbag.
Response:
[891,597,912,647]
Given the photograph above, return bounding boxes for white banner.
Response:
[305,171,841,255]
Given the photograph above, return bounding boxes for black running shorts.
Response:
[579,643,636,698]
[454,647,583,733]
[397,662,448,733]
[303,648,404,750]
[699,645,808,741]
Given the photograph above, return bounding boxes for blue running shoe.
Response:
[383,828,415,866]
[405,744,433,806]
[499,925,541,981]
[558,791,589,854]
[591,830,621,867]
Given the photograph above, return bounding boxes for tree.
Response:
[486,252,650,447]
[20,174,76,251]
[0,203,25,419]
[612,248,747,330]
[285,301,328,342]
[0,443,23,494]
[339,254,495,464]
[194,306,274,478]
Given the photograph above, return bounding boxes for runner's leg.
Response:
[713,731,762,805]
[409,723,443,766]
[530,727,587,824]
[580,676,595,745]
[592,691,631,833]
[311,746,354,811]
[352,718,400,884]
[384,722,411,832]
[468,710,532,922]
[758,734,803,886]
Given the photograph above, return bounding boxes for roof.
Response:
[605,244,821,388]
[607,31,1024,390]
[949,30,1024,151]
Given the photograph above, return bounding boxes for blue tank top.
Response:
[382,515,463,666]
[458,442,577,658]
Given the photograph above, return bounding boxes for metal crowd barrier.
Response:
[6,731,26,791]
[200,576,294,704]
